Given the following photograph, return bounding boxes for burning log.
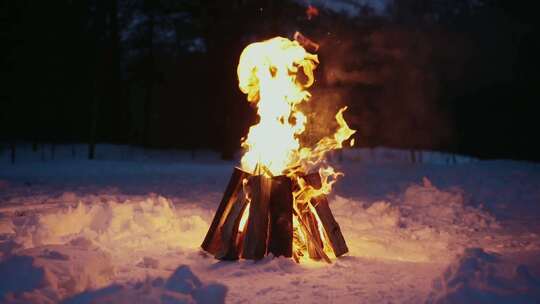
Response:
[303,173,349,257]
[293,207,331,263]
[268,176,293,258]
[201,167,248,256]
[241,175,272,260]
[215,196,248,260]
[302,207,324,260]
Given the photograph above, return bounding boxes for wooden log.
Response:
[302,208,324,260]
[215,196,248,260]
[268,176,293,258]
[201,167,249,255]
[303,173,349,257]
[293,208,331,263]
[241,175,272,260]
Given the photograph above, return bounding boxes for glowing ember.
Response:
[306,5,319,20]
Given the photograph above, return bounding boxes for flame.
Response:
[238,203,250,232]
[237,36,356,261]
[238,37,318,176]
[238,178,251,232]
[294,167,342,203]
[238,37,355,176]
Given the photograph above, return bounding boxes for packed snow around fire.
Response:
[1,144,540,303]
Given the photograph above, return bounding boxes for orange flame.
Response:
[238,37,355,177]
[238,37,318,176]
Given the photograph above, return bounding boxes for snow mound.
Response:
[0,196,221,302]
[0,256,225,304]
[427,248,540,303]
[400,177,499,233]
[332,178,498,262]
[0,244,114,302]
[11,196,209,258]
[62,265,226,304]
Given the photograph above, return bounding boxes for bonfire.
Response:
[202,32,356,263]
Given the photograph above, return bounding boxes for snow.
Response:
[1,144,540,303]
[428,248,540,303]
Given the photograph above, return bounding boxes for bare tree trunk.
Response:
[142,0,155,146]
[89,0,105,160]
[10,141,15,164]
[109,0,125,142]
[89,79,99,160]
[110,0,121,95]
[202,1,243,160]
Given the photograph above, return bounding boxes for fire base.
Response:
[201,167,348,262]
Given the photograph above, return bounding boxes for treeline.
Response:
[1,0,538,161]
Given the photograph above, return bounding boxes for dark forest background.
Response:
[1,0,539,162]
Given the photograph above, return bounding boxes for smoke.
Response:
[298,24,465,151]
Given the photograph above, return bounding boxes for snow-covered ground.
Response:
[1,144,540,303]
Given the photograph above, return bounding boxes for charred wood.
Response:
[201,167,249,255]
[215,196,248,260]
[303,173,349,257]
[268,176,293,258]
[241,175,272,260]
